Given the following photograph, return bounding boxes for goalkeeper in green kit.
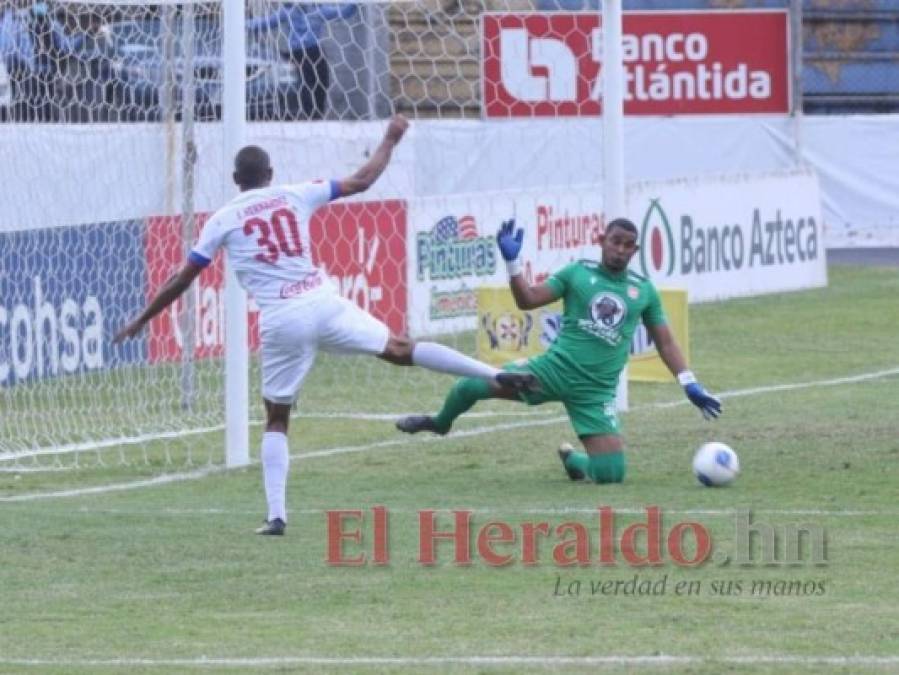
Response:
[395,217,722,484]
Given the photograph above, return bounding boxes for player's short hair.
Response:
[606,218,639,237]
[234,145,272,188]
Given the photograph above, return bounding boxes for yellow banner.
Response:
[476,287,688,383]
[476,288,562,366]
[629,288,689,383]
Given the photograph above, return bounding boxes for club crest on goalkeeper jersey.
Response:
[188,180,341,310]
[541,260,667,390]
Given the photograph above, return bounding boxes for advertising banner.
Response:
[409,188,603,336]
[476,287,562,366]
[482,10,789,117]
[310,200,407,335]
[629,288,689,383]
[412,168,824,337]
[145,214,257,363]
[628,169,827,301]
[0,220,146,386]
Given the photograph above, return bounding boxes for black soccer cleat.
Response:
[558,443,585,481]
[495,371,539,394]
[395,415,447,435]
[255,518,286,536]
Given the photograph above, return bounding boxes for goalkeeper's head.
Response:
[600,218,639,273]
[234,145,273,190]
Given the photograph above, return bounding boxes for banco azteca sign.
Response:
[638,198,820,279]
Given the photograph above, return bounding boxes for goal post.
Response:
[1,0,627,485]
[600,0,628,412]
[222,0,248,467]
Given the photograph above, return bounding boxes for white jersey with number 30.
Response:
[189,180,341,310]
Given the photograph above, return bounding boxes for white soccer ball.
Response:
[692,442,740,487]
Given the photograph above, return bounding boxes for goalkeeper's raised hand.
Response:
[496,219,524,275]
[678,371,723,420]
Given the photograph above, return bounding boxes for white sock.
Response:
[411,341,500,380]
[261,431,289,523]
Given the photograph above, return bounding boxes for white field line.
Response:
[0,466,226,502]
[4,365,898,463]
[2,365,898,502]
[0,418,566,503]
[298,410,549,420]
[0,424,227,462]
[1,655,897,669]
[0,411,558,464]
[23,505,897,518]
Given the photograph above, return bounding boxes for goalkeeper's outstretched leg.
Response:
[395,370,535,435]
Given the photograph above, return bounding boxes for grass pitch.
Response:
[0,265,897,674]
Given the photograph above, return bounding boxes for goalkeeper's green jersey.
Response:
[537,260,667,393]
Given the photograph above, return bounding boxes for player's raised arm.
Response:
[113,261,203,343]
[646,322,722,420]
[338,114,409,198]
[497,219,559,310]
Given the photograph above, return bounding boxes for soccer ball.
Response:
[692,442,740,487]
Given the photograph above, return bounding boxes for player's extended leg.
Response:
[315,297,534,390]
[395,375,524,435]
[559,435,626,484]
[256,400,292,535]
[379,334,536,392]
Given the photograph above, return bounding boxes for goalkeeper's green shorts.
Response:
[504,357,620,438]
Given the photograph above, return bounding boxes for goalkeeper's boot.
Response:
[495,371,539,394]
[395,415,447,435]
[255,518,286,536]
[558,442,585,481]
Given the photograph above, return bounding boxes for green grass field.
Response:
[0,265,897,674]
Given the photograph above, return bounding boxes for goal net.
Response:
[0,0,612,488]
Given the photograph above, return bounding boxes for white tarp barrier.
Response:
[1,116,895,245]
[411,116,899,247]
[0,121,410,233]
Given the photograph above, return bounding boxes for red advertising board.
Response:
[482,11,789,117]
[309,199,408,336]
[146,200,407,363]
[145,214,255,363]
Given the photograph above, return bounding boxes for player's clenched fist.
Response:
[385,114,409,145]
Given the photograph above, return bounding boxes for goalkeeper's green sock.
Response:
[433,377,493,433]
[565,450,626,484]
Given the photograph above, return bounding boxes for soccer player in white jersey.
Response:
[114,115,534,535]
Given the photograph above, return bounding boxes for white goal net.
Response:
[0,0,613,486]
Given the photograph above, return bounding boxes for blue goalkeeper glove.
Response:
[678,371,722,420]
[496,219,524,262]
[497,219,525,276]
